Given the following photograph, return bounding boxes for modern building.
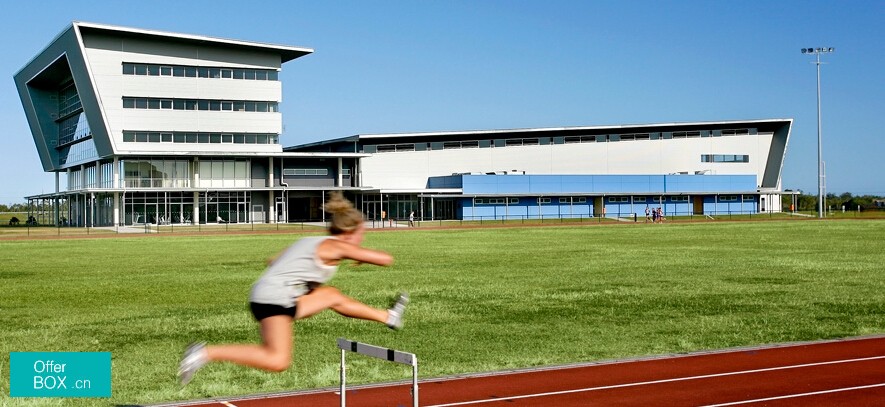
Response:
[287,120,791,221]
[16,22,792,227]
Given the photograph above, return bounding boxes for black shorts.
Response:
[249,302,296,321]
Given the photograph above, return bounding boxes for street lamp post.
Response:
[801,47,834,219]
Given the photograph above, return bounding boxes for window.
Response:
[284,168,329,176]
[671,196,689,202]
[702,154,750,163]
[721,128,750,136]
[608,197,629,203]
[719,195,738,202]
[537,198,551,204]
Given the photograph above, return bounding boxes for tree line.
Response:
[783,193,884,211]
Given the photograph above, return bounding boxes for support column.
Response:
[269,190,274,223]
[193,191,200,224]
[337,157,343,187]
[55,172,60,226]
[193,158,200,224]
[269,157,275,223]
[113,192,120,226]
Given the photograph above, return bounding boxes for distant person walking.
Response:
[409,210,415,227]
[645,206,650,223]
[178,192,409,385]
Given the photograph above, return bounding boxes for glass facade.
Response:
[120,159,192,188]
[197,159,250,188]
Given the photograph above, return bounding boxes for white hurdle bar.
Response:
[337,337,418,407]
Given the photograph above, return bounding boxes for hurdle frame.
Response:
[338,338,418,407]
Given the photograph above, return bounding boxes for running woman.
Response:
[178,192,409,385]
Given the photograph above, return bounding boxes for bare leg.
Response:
[296,286,388,323]
[204,315,293,372]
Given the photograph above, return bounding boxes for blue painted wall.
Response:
[430,174,760,219]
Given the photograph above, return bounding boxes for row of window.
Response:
[122,97,279,112]
[473,195,756,205]
[280,168,350,176]
[701,154,750,163]
[368,128,760,153]
[122,131,279,145]
[57,113,92,147]
[122,63,279,81]
[283,168,328,176]
[55,83,82,118]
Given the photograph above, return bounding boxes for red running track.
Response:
[162,335,885,407]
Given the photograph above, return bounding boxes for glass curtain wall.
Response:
[121,159,192,188]
[123,192,194,225]
[199,191,250,224]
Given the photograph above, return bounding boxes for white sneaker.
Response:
[386,292,409,330]
[178,342,207,386]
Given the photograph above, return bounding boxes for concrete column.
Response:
[338,157,343,187]
[113,192,120,226]
[269,190,274,223]
[113,157,119,188]
[55,172,60,225]
[268,156,274,188]
[193,191,200,224]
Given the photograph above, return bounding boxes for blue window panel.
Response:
[428,175,463,189]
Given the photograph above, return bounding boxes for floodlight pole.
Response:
[802,47,834,219]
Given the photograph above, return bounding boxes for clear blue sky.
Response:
[2,0,882,204]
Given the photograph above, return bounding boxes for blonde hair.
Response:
[324,192,364,235]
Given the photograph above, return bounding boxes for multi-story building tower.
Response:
[15,22,364,227]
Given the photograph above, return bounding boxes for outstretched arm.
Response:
[317,238,393,267]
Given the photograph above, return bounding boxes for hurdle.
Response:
[337,337,418,407]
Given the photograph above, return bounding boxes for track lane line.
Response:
[699,383,885,406]
[424,355,885,407]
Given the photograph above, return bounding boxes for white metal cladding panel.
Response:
[360,135,774,190]
[115,141,282,154]
[83,34,284,152]
[86,33,282,68]
[119,110,282,133]
[120,76,281,101]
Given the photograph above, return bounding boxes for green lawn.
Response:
[1,220,883,406]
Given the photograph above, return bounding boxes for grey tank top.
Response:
[249,236,338,307]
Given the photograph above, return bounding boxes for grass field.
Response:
[1,220,883,406]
